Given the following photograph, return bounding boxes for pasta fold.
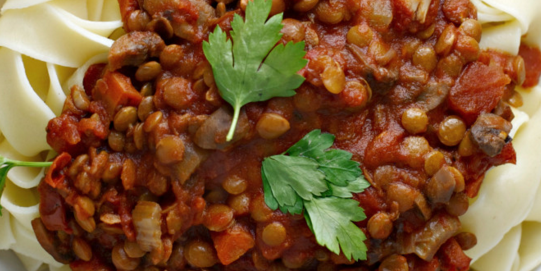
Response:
[0,0,121,269]
[0,1,120,67]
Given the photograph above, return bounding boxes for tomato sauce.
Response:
[34,0,541,270]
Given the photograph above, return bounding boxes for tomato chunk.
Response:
[70,255,114,271]
[448,62,510,124]
[438,237,471,271]
[83,63,106,96]
[46,114,83,154]
[519,44,541,88]
[38,180,71,233]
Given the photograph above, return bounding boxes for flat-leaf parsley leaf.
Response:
[304,197,367,261]
[202,0,307,141]
[0,155,52,215]
[261,129,370,261]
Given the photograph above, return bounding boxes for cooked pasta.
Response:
[0,1,122,270]
[458,1,541,270]
[0,0,540,270]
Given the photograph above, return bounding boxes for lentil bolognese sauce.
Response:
[31,0,541,270]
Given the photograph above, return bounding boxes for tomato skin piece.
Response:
[44,152,71,189]
[38,180,71,233]
[519,44,541,88]
[83,63,106,96]
[448,62,510,124]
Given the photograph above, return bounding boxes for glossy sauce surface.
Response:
[35,0,540,270]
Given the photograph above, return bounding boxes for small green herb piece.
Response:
[0,155,52,215]
[261,129,370,261]
[304,197,367,261]
[202,0,307,141]
[262,155,328,205]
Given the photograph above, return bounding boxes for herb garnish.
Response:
[261,130,370,261]
[0,155,52,215]
[203,0,307,141]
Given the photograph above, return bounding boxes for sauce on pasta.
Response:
[29,0,541,270]
[0,1,536,270]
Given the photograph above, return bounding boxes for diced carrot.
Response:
[93,71,142,118]
[448,62,510,124]
[519,44,541,88]
[212,223,255,265]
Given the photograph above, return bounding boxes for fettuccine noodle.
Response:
[458,1,541,270]
[0,0,539,270]
[0,1,121,270]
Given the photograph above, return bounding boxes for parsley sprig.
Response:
[0,155,52,215]
[203,0,307,141]
[261,130,370,261]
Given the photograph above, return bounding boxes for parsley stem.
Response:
[5,159,53,168]
[0,155,53,216]
[226,106,241,141]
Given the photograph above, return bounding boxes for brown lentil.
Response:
[156,136,185,164]
[135,61,162,82]
[108,131,126,152]
[262,222,287,246]
[73,237,93,261]
[455,232,478,250]
[222,175,248,195]
[347,23,373,48]
[140,82,154,97]
[413,45,437,72]
[124,240,146,258]
[445,192,469,216]
[438,116,467,146]
[435,24,457,56]
[367,212,393,239]
[401,107,428,134]
[204,204,234,232]
[321,59,346,94]
[293,0,319,12]
[458,132,476,157]
[184,240,218,268]
[256,113,291,139]
[424,150,445,176]
[143,111,163,132]
[112,243,141,270]
[228,193,251,216]
[114,106,138,132]
[459,19,482,42]
[379,255,409,271]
